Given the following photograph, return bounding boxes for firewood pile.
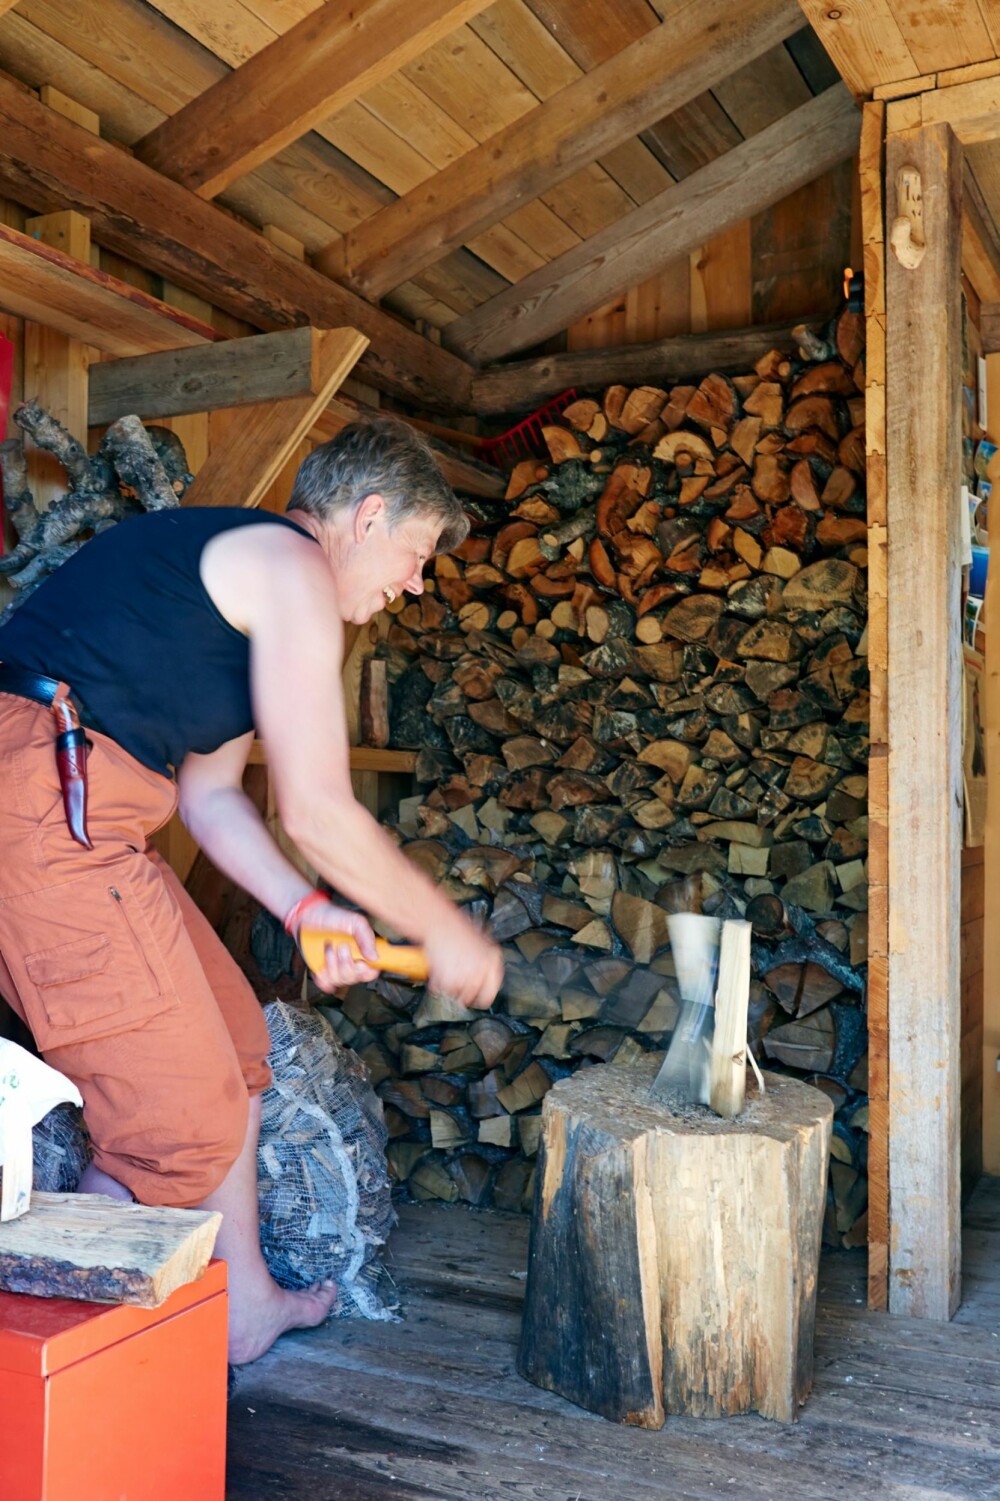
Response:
[339,312,871,1248]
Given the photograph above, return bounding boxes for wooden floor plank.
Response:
[228,1182,1000,1501]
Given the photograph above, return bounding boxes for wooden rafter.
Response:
[446,86,860,366]
[0,75,472,412]
[325,0,804,300]
[136,0,494,200]
[471,323,806,416]
[88,326,333,426]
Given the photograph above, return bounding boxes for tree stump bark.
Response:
[517,1057,832,1426]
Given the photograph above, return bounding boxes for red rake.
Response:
[474,388,578,469]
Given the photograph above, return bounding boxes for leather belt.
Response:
[0,663,95,848]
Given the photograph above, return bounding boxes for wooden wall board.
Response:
[87,325,333,425]
[884,119,964,1320]
[751,159,855,323]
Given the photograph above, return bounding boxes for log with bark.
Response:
[0,402,192,622]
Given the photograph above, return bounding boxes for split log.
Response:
[0,1192,221,1307]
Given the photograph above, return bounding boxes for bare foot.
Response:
[228,1279,338,1365]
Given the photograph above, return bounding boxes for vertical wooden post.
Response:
[885,120,964,1319]
[22,89,97,511]
[859,100,890,1313]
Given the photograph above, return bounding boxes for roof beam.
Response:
[471,323,806,417]
[446,86,860,366]
[326,0,804,301]
[136,0,494,200]
[0,74,472,412]
[87,326,332,426]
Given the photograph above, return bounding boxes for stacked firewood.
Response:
[334,315,870,1246]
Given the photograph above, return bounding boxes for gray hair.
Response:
[288,415,469,553]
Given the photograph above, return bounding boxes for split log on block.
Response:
[518,1058,832,1426]
[0,1192,222,1307]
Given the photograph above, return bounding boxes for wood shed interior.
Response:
[1,1,1000,1496]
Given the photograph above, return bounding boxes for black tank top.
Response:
[0,508,317,776]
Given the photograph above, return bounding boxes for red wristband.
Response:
[283,890,328,938]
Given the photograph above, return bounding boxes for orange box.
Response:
[0,1260,228,1501]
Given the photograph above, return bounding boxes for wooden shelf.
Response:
[0,222,218,357]
[247,741,416,773]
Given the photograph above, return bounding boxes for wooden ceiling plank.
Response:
[887,1,994,76]
[136,0,496,198]
[20,0,225,117]
[794,1,919,96]
[0,76,473,409]
[181,327,368,509]
[530,0,659,67]
[330,0,805,299]
[445,85,860,366]
[0,221,217,356]
[975,0,1000,54]
[711,43,812,135]
[399,21,538,140]
[470,322,804,415]
[0,9,164,140]
[640,94,743,181]
[468,0,580,98]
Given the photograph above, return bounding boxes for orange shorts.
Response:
[0,691,272,1207]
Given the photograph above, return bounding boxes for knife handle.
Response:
[299,928,429,983]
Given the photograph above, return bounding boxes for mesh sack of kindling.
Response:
[32,1102,91,1191]
[257,1001,398,1321]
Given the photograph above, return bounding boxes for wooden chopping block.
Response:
[518,1057,832,1425]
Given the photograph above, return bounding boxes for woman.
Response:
[0,415,503,1362]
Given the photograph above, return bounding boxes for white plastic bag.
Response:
[0,1039,82,1221]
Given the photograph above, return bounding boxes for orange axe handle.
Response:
[299,928,429,983]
